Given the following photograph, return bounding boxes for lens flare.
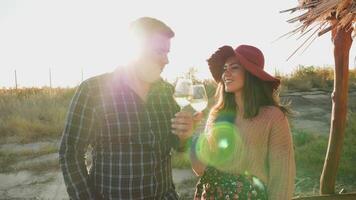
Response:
[194,121,241,167]
[218,139,228,149]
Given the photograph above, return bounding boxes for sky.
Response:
[0,0,355,88]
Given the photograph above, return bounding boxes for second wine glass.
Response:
[190,84,208,112]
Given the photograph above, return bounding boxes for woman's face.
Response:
[222,56,245,93]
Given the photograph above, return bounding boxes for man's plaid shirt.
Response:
[59,70,181,199]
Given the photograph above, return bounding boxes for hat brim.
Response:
[235,52,280,89]
[208,46,280,90]
[207,45,235,83]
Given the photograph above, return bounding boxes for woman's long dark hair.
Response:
[209,70,291,123]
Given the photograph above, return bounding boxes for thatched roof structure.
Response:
[282,1,355,198]
[281,0,355,58]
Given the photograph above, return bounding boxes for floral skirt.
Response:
[194,166,268,200]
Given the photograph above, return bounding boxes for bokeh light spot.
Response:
[194,120,242,168]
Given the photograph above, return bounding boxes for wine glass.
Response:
[173,77,193,110]
[190,84,208,112]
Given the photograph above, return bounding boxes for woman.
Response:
[191,45,295,199]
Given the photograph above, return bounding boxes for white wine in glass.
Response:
[190,84,208,112]
[173,78,193,109]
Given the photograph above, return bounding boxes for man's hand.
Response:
[171,111,203,141]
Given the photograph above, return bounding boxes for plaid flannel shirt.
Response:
[59,70,181,199]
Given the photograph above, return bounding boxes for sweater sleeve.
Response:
[267,109,296,200]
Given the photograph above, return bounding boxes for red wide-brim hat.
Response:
[207,45,280,90]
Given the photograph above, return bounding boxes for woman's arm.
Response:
[267,109,296,200]
[190,136,206,176]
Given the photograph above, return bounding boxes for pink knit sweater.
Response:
[205,106,296,200]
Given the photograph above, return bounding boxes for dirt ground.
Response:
[1,89,355,199]
[0,168,195,199]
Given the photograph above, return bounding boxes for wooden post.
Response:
[49,68,52,88]
[293,192,356,200]
[14,70,18,89]
[320,24,353,194]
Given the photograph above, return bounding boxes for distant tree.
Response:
[185,67,199,84]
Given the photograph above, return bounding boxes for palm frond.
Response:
[282,0,355,58]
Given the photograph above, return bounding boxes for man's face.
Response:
[137,34,171,83]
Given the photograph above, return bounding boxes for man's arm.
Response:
[59,81,98,200]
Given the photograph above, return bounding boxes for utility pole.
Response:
[14,70,18,89]
[49,68,52,88]
[81,68,84,82]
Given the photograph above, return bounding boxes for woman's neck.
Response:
[234,92,244,116]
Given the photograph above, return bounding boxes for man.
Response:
[59,17,199,199]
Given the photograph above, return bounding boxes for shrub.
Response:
[282,65,356,91]
[0,87,75,143]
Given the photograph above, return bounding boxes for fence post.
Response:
[14,70,18,90]
[49,68,52,88]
